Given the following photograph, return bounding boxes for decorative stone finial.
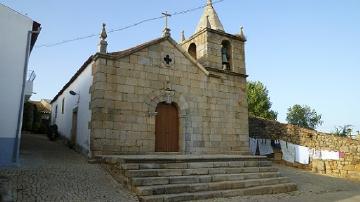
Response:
[239,26,247,41]
[181,30,186,42]
[97,23,108,53]
[206,16,211,29]
[100,23,107,40]
[163,28,171,37]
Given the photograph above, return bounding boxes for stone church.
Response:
[51,1,297,200]
[51,0,249,157]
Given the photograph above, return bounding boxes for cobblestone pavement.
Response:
[0,134,137,202]
[2,134,360,202]
[196,164,360,202]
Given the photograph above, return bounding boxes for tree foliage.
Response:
[286,104,323,129]
[333,125,353,137]
[247,81,278,120]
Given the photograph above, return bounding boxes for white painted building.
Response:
[51,58,93,155]
[0,3,40,166]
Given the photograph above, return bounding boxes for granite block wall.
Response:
[249,116,360,179]
[89,38,249,156]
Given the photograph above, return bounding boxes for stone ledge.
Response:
[205,66,248,78]
[97,154,267,164]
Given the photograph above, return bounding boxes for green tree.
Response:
[286,104,323,129]
[333,125,353,137]
[247,81,278,120]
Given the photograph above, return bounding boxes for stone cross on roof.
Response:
[162,11,171,37]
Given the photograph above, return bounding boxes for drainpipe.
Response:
[12,27,41,164]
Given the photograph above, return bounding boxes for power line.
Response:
[35,0,225,48]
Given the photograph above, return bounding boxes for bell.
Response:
[221,46,229,64]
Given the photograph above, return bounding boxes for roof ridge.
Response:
[51,36,211,104]
[109,36,167,57]
[110,36,209,76]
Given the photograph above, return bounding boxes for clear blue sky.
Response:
[2,0,359,133]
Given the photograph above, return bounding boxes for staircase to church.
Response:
[99,155,297,202]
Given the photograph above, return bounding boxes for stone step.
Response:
[125,167,278,178]
[101,155,297,201]
[131,172,281,186]
[136,177,291,196]
[119,160,272,170]
[139,182,297,202]
[100,154,268,165]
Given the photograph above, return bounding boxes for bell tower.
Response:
[180,0,247,75]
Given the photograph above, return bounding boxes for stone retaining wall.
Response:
[249,116,360,179]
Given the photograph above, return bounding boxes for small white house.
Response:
[50,58,93,155]
[0,3,40,166]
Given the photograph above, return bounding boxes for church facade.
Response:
[51,0,249,157]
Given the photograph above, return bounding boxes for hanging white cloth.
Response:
[295,145,310,164]
[258,139,273,155]
[311,149,322,159]
[280,140,287,154]
[321,150,340,160]
[280,140,295,163]
[287,143,296,163]
[249,138,258,155]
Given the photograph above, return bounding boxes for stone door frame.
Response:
[145,90,191,154]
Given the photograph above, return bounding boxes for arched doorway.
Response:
[155,102,179,152]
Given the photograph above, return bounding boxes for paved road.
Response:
[0,134,137,202]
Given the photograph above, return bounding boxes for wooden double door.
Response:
[155,103,179,152]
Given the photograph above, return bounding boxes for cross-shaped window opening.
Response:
[164,55,172,65]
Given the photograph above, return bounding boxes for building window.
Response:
[62,98,65,114]
[221,40,232,71]
[188,43,197,59]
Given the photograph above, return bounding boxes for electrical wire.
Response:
[35,0,225,48]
